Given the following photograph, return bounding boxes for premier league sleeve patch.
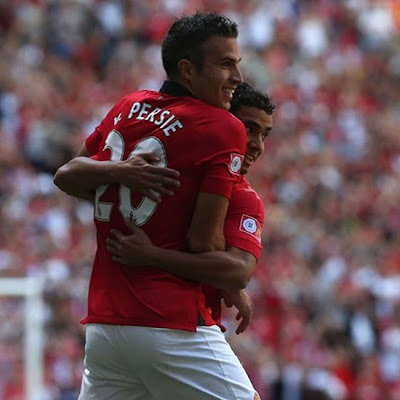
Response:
[229,153,244,175]
[239,214,262,241]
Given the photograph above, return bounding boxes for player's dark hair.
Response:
[162,12,238,77]
[230,82,276,115]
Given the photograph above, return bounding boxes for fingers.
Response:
[110,229,125,241]
[140,153,161,164]
[137,156,180,179]
[146,170,180,190]
[158,174,181,187]
[138,154,180,179]
[110,254,127,265]
[106,235,130,265]
[235,313,251,334]
[142,163,180,182]
[106,237,120,256]
[123,218,139,232]
[142,182,178,200]
[131,152,162,166]
[124,156,180,189]
[143,190,162,203]
[148,186,174,199]
[223,297,233,308]
[134,171,180,200]
[157,166,180,178]
[236,320,248,335]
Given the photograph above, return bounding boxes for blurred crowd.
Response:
[0,0,400,399]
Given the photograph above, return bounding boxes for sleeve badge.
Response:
[229,153,244,175]
[239,214,262,241]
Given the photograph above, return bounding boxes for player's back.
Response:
[83,89,247,331]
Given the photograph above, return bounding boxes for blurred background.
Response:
[0,0,400,399]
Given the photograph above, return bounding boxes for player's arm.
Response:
[54,144,181,202]
[54,96,180,201]
[185,116,247,252]
[186,192,228,252]
[54,152,180,202]
[223,288,253,334]
[107,219,256,291]
[107,221,256,332]
[53,143,96,201]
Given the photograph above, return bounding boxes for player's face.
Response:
[233,105,273,174]
[189,37,242,110]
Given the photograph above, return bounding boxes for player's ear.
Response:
[177,59,194,81]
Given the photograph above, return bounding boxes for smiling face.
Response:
[233,105,273,174]
[186,36,242,110]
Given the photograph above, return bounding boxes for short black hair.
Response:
[230,82,276,115]
[161,12,238,77]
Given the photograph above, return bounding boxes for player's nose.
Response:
[231,64,242,84]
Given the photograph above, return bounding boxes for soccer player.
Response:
[106,82,275,336]
[54,12,260,400]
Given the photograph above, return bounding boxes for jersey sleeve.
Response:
[199,116,247,199]
[85,127,103,155]
[224,184,265,260]
[224,214,264,260]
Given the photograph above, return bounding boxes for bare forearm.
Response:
[54,157,120,196]
[186,192,228,252]
[143,247,249,291]
[55,154,181,202]
[106,215,256,292]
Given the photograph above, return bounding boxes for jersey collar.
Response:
[159,81,194,97]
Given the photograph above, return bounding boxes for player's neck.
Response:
[169,78,194,96]
[161,80,194,98]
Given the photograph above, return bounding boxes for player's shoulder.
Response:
[109,90,162,115]
[190,104,246,140]
[233,177,251,194]
[196,103,243,125]
[233,178,263,204]
[229,178,265,223]
[120,89,160,103]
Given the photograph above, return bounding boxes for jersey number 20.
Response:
[94,130,167,226]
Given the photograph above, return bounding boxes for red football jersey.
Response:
[224,176,264,259]
[204,176,265,329]
[81,84,247,331]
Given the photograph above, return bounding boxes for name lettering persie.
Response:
[127,102,183,136]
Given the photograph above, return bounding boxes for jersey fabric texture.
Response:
[224,176,264,259]
[82,81,247,332]
[204,175,265,330]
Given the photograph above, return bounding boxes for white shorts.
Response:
[78,324,259,400]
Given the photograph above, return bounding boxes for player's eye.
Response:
[246,126,256,135]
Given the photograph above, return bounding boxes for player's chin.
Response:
[240,166,249,175]
[217,95,232,110]
[218,100,231,110]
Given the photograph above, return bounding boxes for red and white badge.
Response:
[229,153,244,175]
[239,214,262,240]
